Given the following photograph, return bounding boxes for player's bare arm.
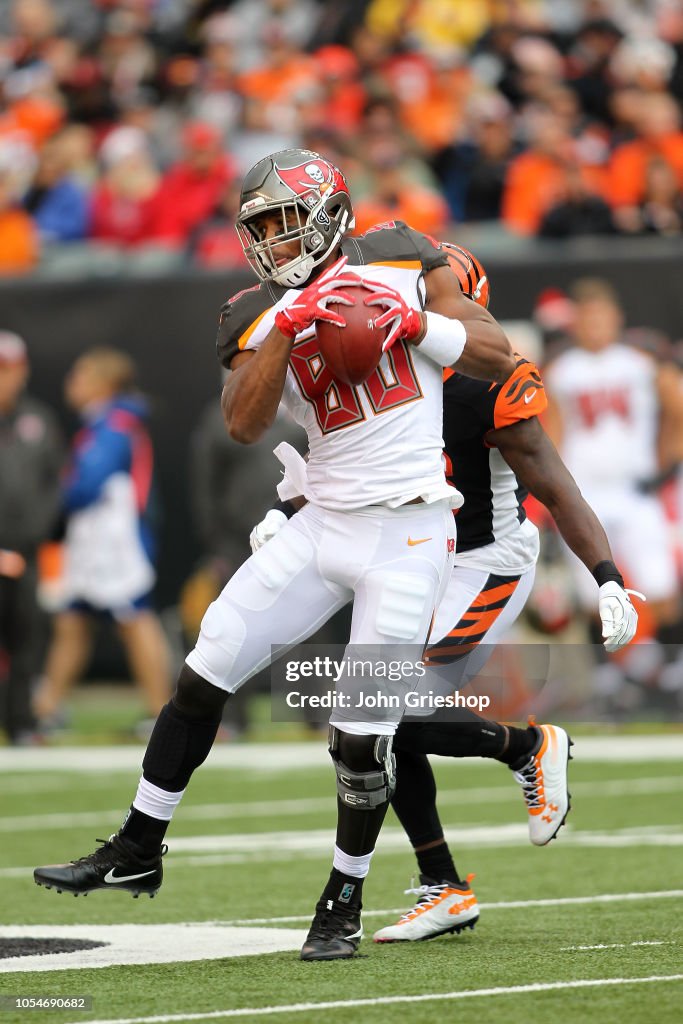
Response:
[222,335,293,444]
[419,264,516,382]
[488,415,613,572]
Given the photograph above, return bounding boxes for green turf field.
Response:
[1,737,682,1024]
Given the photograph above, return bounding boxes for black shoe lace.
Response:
[513,759,544,809]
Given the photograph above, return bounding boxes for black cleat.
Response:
[34,835,166,898]
[300,898,363,961]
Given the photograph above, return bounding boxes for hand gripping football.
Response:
[315,284,389,386]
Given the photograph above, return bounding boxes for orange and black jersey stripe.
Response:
[215,221,448,368]
[443,356,547,552]
[426,573,522,665]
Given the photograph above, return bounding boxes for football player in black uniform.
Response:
[250,242,639,943]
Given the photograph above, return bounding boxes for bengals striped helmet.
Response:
[441,242,490,308]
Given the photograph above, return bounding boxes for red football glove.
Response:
[274,257,363,339]
[361,278,424,352]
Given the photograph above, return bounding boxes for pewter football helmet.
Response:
[236,149,355,288]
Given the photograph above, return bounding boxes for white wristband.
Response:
[415,311,467,368]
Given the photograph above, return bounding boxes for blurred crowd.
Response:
[2,0,683,275]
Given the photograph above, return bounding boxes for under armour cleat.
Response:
[373,874,478,943]
[34,834,166,898]
[300,898,363,961]
[513,723,572,845]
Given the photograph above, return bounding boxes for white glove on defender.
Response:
[598,582,644,652]
[249,509,288,553]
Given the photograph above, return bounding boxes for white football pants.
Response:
[186,501,455,735]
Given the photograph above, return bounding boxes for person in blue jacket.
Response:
[34,348,170,729]
[23,132,90,243]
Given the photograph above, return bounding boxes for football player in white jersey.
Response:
[544,278,683,693]
[33,149,516,962]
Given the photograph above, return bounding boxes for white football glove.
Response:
[598,582,644,652]
[249,508,288,553]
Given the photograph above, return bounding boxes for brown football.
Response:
[315,286,388,386]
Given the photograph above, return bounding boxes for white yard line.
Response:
[58,976,683,1024]
[3,775,682,833]
[562,941,673,951]
[1,735,682,773]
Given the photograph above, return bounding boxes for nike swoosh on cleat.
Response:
[103,868,156,884]
[407,537,432,546]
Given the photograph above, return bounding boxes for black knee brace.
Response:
[329,726,396,810]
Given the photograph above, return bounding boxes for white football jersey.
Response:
[545,343,659,491]
[217,224,463,512]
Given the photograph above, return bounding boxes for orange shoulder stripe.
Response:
[238,308,270,350]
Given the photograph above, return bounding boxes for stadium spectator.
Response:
[215,0,321,74]
[350,96,441,194]
[352,134,449,235]
[89,126,160,247]
[52,122,97,187]
[565,17,624,125]
[436,90,518,222]
[22,129,90,242]
[538,162,615,237]
[189,18,243,140]
[608,92,683,211]
[312,45,366,137]
[505,35,566,112]
[96,7,158,113]
[615,154,683,235]
[501,106,606,235]
[151,122,236,247]
[189,180,246,270]
[0,165,39,274]
[365,0,490,52]
[610,34,677,95]
[236,25,318,125]
[0,331,64,744]
[34,347,171,731]
[381,47,472,154]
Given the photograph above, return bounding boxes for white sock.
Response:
[132,776,185,821]
[333,845,374,879]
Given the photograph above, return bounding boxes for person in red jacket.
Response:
[151,122,236,246]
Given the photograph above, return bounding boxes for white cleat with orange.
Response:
[513,723,572,845]
[373,875,479,943]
